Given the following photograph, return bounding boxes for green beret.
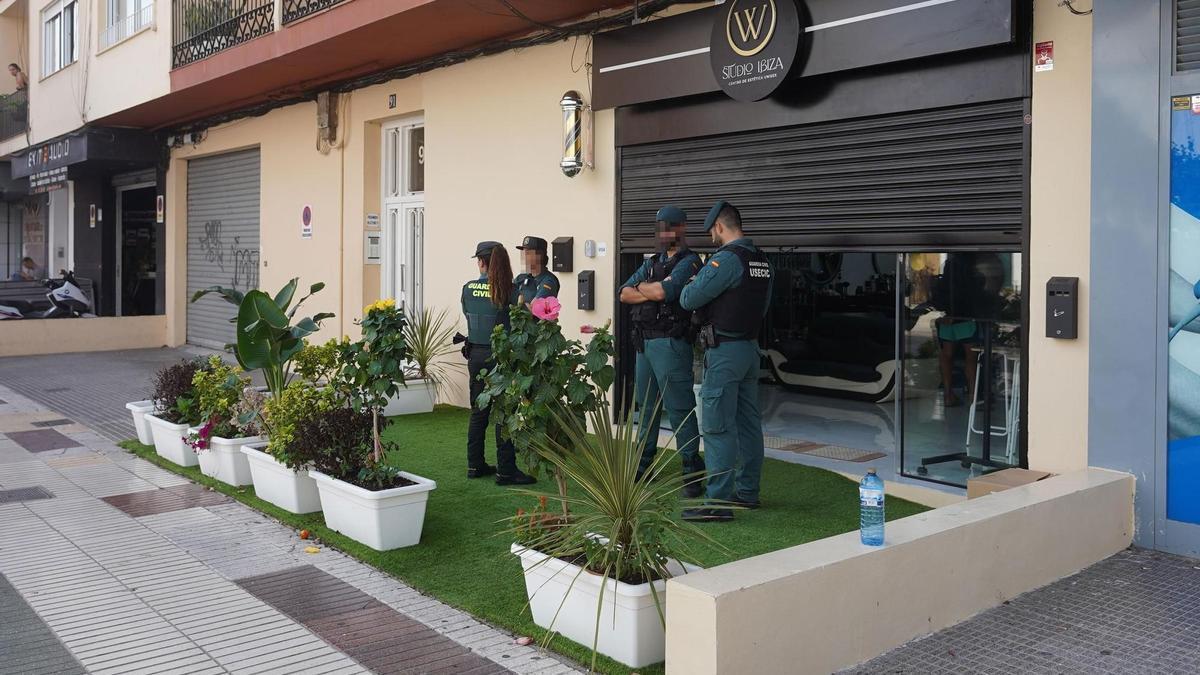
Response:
[655,205,687,224]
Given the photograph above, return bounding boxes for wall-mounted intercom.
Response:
[1046,276,1078,339]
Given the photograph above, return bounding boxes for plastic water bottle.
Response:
[859,468,885,546]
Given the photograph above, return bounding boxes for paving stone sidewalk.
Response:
[845,547,1200,674]
[0,383,580,675]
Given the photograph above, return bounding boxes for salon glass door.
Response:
[898,252,1024,488]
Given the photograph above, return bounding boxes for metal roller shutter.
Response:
[186,149,261,348]
[1179,0,1200,72]
[618,100,1028,251]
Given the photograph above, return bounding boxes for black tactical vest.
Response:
[630,251,694,338]
[462,278,505,345]
[706,245,772,339]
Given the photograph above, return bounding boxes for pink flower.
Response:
[530,296,561,322]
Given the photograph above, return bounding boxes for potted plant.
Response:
[478,297,614,514]
[145,359,207,466]
[307,299,437,550]
[190,278,334,398]
[383,306,464,416]
[185,356,264,486]
[508,402,716,670]
[245,379,333,514]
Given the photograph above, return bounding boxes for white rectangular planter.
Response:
[196,434,262,486]
[511,543,699,668]
[383,379,435,416]
[126,400,155,445]
[146,413,197,467]
[310,470,436,550]
[241,443,323,514]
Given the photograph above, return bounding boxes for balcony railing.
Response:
[101,3,156,50]
[0,90,28,142]
[282,0,344,24]
[172,0,275,68]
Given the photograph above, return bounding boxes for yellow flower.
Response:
[362,298,396,315]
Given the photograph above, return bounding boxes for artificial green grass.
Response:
[121,406,928,674]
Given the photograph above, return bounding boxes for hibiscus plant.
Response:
[477,296,614,514]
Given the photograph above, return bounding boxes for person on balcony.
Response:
[8,64,28,92]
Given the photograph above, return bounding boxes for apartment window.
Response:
[42,0,78,77]
[102,0,154,49]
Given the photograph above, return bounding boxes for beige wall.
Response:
[666,469,1134,675]
[0,0,171,158]
[168,39,616,406]
[0,315,168,356]
[1027,0,1092,474]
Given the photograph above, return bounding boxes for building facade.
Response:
[3,0,1193,555]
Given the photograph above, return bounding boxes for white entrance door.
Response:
[382,117,425,315]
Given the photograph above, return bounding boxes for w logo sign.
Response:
[734,4,768,43]
[725,0,777,57]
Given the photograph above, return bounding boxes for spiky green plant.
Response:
[402,306,465,402]
[505,400,721,671]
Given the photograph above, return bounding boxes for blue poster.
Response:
[1168,96,1200,524]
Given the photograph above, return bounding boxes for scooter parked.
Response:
[0,271,94,319]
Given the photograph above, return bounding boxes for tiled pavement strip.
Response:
[0,381,581,675]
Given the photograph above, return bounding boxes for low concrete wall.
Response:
[665,468,1134,675]
[0,316,170,357]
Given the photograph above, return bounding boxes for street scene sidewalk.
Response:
[0,368,580,675]
[0,349,1197,675]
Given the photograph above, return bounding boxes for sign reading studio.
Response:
[710,0,804,102]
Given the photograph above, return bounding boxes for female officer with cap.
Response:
[462,241,535,485]
[512,236,560,306]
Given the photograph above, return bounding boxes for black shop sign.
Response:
[709,0,803,102]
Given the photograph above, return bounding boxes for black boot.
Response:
[681,507,734,522]
[467,464,496,479]
[730,493,761,510]
[495,470,536,486]
[681,474,705,500]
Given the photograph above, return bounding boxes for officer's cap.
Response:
[704,200,733,232]
[655,205,687,225]
[472,241,502,258]
[516,236,548,252]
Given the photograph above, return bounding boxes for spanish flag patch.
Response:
[710,260,720,268]
[543,284,552,290]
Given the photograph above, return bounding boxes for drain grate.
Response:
[31,419,73,428]
[0,487,55,504]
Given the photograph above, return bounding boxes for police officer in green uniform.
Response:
[619,206,705,497]
[462,241,535,485]
[512,236,560,306]
[680,201,773,522]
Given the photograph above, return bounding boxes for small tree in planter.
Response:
[478,297,614,514]
[508,402,718,670]
[303,299,438,550]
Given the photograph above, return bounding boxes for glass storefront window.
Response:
[899,252,1023,487]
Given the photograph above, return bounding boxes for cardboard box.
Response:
[967,468,1054,499]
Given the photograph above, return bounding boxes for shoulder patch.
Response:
[710,260,720,268]
[542,284,551,290]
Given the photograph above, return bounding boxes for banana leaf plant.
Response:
[190,278,334,399]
